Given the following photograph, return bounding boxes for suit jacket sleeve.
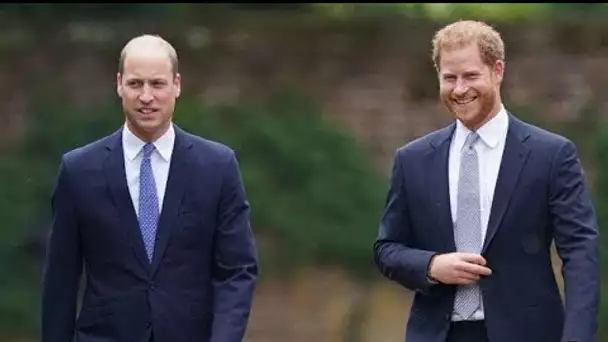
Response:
[373,149,437,293]
[41,156,83,342]
[210,151,258,342]
[549,140,600,342]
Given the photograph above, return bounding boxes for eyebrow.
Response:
[125,77,169,82]
[442,70,481,77]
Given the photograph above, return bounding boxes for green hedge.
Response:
[0,92,386,339]
[3,4,608,21]
[175,93,386,277]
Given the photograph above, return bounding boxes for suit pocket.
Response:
[179,209,201,227]
[76,301,113,330]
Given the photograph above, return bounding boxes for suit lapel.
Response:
[102,130,151,271]
[150,127,193,276]
[482,114,531,253]
[426,123,458,252]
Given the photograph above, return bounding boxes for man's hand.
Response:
[428,253,491,285]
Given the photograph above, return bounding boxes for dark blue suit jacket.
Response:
[42,125,258,342]
[373,114,600,342]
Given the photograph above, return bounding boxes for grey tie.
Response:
[454,131,482,319]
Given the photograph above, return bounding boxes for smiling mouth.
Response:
[453,97,477,105]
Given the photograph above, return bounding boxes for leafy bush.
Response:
[175,92,386,276]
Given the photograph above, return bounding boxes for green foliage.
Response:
[4,3,608,23]
[0,92,386,339]
[549,3,608,17]
[0,93,122,338]
[0,4,308,22]
[174,92,386,277]
[309,3,608,21]
[593,124,608,340]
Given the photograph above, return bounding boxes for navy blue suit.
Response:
[374,114,600,342]
[42,126,258,342]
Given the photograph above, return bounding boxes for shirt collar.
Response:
[454,104,509,150]
[122,123,175,162]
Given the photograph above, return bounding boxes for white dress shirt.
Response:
[448,104,509,321]
[122,123,175,216]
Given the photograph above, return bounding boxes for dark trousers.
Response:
[446,321,489,342]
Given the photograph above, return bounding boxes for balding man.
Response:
[41,34,259,342]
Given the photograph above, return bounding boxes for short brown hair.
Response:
[432,20,505,71]
[118,34,179,76]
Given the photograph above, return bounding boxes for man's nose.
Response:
[139,86,154,103]
[453,80,468,96]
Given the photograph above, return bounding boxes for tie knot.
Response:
[142,143,155,159]
[464,132,479,149]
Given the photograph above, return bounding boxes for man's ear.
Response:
[493,60,505,84]
[116,72,123,97]
[174,73,182,98]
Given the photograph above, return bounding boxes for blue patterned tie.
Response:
[139,143,159,262]
[454,131,482,319]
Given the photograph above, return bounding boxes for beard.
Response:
[444,91,497,130]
